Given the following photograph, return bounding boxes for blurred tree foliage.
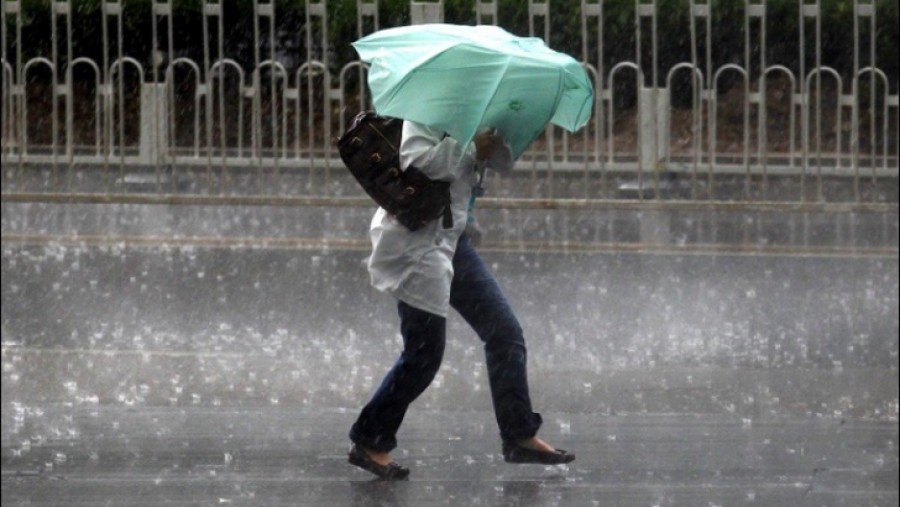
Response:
[8,0,899,97]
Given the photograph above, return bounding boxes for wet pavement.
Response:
[2,200,898,505]
[1,405,897,506]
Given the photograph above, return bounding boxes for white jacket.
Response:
[366,121,511,317]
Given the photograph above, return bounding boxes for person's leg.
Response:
[449,234,543,443]
[349,301,446,453]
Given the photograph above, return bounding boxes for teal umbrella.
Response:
[352,24,594,159]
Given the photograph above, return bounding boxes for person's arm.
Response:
[399,121,473,181]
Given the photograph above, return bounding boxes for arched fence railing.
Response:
[0,0,896,204]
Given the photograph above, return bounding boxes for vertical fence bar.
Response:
[665,64,703,200]
[211,59,245,165]
[250,0,262,189]
[529,0,551,197]
[764,65,797,195]
[699,0,714,197]
[214,1,226,190]
[308,0,332,190]
[887,92,898,176]
[474,0,497,26]
[202,0,225,192]
[249,0,278,194]
[164,54,178,188]
[581,0,604,199]
[635,0,644,199]
[305,0,320,191]
[0,2,6,182]
[747,0,766,199]
[851,0,861,199]
[161,7,177,188]
[267,0,278,192]
[805,67,845,196]
[18,59,36,158]
[707,0,750,202]
[2,58,14,185]
[854,68,890,183]
[1,1,9,180]
[737,0,751,199]
[152,0,172,191]
[710,64,749,198]
[114,3,126,180]
[689,0,710,200]
[857,0,877,190]
[358,0,379,35]
[811,0,823,201]
[4,0,24,185]
[799,0,821,201]
[294,62,315,191]
[100,0,114,187]
[67,58,103,163]
[55,0,72,190]
[100,1,119,189]
[196,0,214,191]
[166,58,201,162]
[354,0,378,125]
[64,0,77,192]
[762,3,788,195]
[349,0,378,134]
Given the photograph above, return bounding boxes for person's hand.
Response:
[473,129,513,172]
[473,129,505,162]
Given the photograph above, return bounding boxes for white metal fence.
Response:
[1,0,898,204]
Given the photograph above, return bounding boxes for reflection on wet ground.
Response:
[1,407,897,506]
[2,203,897,505]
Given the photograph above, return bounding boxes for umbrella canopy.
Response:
[352,24,594,159]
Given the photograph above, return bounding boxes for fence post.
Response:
[639,84,670,242]
[410,0,443,24]
[474,0,497,25]
[139,83,167,165]
[639,87,669,173]
[358,0,379,36]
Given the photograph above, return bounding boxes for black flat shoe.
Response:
[348,444,410,480]
[502,442,576,464]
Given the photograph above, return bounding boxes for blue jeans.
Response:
[349,234,543,453]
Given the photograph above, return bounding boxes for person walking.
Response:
[348,120,574,480]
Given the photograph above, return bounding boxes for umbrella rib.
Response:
[476,57,511,131]
[548,71,567,130]
[367,42,462,119]
[472,55,514,138]
[551,69,593,132]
